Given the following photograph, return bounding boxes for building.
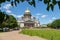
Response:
[17,8,40,28]
[40,24,47,28]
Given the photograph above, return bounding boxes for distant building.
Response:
[40,24,47,27]
[17,8,40,28]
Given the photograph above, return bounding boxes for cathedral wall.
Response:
[20,23,24,28]
[18,8,40,28]
[34,23,40,27]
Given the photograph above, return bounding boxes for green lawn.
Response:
[21,29,60,40]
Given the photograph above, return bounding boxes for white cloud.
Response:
[35,13,41,19]
[49,20,52,22]
[36,13,41,16]
[48,20,53,23]
[6,10,11,13]
[17,15,23,18]
[3,4,11,9]
[3,4,12,14]
[7,13,23,19]
[8,13,16,17]
[48,17,56,23]
[52,17,56,20]
[41,15,47,18]
[35,16,39,19]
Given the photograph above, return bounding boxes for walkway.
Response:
[0,30,46,40]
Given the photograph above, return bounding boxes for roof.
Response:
[25,8,30,12]
[24,20,35,23]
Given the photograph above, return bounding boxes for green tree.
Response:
[0,0,60,11]
[0,12,18,29]
[0,12,5,24]
[0,11,9,28]
[5,15,18,29]
[47,23,52,28]
[51,19,60,29]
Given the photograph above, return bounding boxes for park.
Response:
[0,0,60,40]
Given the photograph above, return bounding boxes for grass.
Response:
[21,29,60,40]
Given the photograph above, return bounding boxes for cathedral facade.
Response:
[18,8,40,28]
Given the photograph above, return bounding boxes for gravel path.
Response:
[0,30,46,40]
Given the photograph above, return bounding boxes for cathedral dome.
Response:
[24,8,31,17]
[25,8,30,13]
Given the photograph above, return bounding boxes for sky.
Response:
[0,0,60,24]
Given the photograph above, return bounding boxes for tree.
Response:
[0,11,18,29]
[47,23,52,28]
[51,19,60,29]
[0,12,5,24]
[0,11,9,28]
[5,15,18,29]
[0,0,60,11]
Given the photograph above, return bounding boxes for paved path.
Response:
[0,30,46,40]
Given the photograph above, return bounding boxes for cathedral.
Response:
[17,8,40,28]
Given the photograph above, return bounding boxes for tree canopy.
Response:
[51,19,60,29]
[47,19,60,29]
[0,11,9,25]
[4,15,18,29]
[0,11,18,29]
[0,0,60,11]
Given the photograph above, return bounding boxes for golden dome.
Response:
[25,8,30,13]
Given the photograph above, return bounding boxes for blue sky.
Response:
[0,0,60,24]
